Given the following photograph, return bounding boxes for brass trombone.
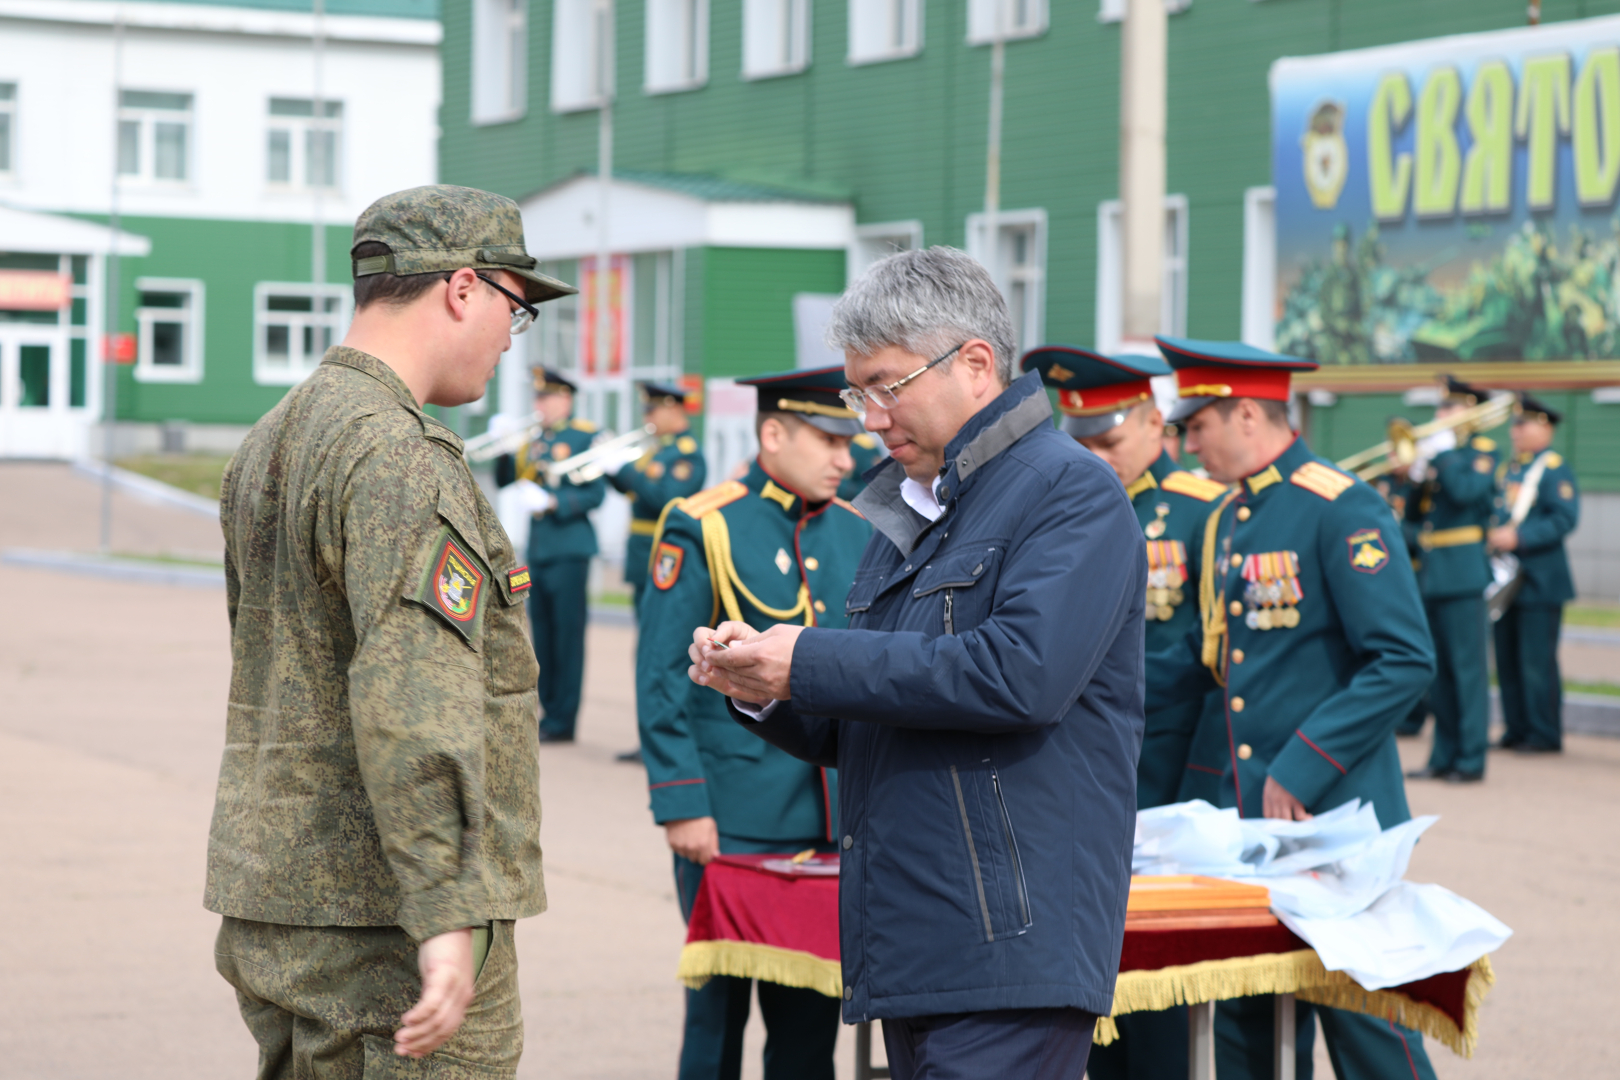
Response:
[462,418,660,486]
[1335,392,1515,481]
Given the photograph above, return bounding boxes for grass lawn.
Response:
[1567,603,1620,629]
[116,454,232,502]
[1568,680,1620,698]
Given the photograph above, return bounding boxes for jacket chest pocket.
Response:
[912,544,1003,635]
[843,566,887,626]
[948,763,1032,943]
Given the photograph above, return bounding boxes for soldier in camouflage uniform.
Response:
[207,185,574,1078]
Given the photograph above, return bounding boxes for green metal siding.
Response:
[699,247,845,378]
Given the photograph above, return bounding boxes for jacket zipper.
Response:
[991,768,1032,929]
[949,765,995,942]
[943,588,955,634]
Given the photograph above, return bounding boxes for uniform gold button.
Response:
[1231,649,1245,664]
[805,557,819,570]
[1231,553,1243,568]
[814,600,826,613]
[1237,506,1251,521]
[1238,743,1253,760]
[1231,697,1245,712]
[1229,600,1243,617]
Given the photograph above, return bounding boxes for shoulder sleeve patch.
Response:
[408,526,488,643]
[1346,528,1390,574]
[1545,452,1564,468]
[1474,455,1493,473]
[1471,436,1495,452]
[1160,471,1228,502]
[677,435,699,455]
[652,542,685,590]
[678,480,749,519]
[832,496,867,519]
[569,418,598,433]
[1559,481,1575,500]
[1290,461,1356,501]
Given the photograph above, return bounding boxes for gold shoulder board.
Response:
[1160,471,1228,502]
[679,480,749,520]
[569,418,598,433]
[1471,436,1495,452]
[677,435,700,455]
[1289,461,1356,502]
[854,433,877,450]
[1545,452,1563,469]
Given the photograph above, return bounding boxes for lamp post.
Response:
[595,0,615,428]
[101,7,125,554]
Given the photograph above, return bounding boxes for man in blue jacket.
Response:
[690,247,1146,1080]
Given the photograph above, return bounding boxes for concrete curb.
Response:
[1565,626,1620,646]
[1490,687,1620,738]
[70,460,220,520]
[1,548,225,589]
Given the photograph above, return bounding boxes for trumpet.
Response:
[463,412,546,464]
[1336,392,1515,481]
[544,425,660,486]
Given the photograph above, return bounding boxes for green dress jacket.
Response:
[495,417,606,565]
[1496,450,1580,606]
[610,432,707,590]
[1407,435,1498,599]
[1148,437,1434,829]
[838,432,887,501]
[635,460,871,841]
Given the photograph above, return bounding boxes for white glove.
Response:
[511,479,557,515]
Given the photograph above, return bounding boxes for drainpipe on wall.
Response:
[1119,0,1166,350]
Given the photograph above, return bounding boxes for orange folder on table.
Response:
[1125,875,1278,930]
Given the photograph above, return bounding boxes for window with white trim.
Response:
[646,0,709,92]
[253,283,350,385]
[117,90,193,184]
[848,0,920,64]
[1241,186,1276,350]
[0,83,15,176]
[1093,195,1188,353]
[1096,0,1191,22]
[743,0,810,79]
[472,0,529,122]
[552,0,612,111]
[848,220,923,281]
[135,278,204,383]
[966,208,1046,355]
[267,98,343,190]
[966,0,1045,45]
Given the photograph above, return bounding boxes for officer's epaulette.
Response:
[1160,471,1227,502]
[853,433,877,450]
[676,435,700,455]
[1289,461,1356,501]
[1470,435,1495,452]
[678,480,748,520]
[569,418,597,433]
[832,496,866,519]
[1544,451,1563,468]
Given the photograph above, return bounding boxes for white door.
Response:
[0,327,84,459]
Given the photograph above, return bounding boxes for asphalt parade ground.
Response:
[1,461,1617,1078]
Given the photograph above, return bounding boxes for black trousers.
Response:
[881,1007,1098,1080]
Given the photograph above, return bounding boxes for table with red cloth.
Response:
[677,854,1494,1060]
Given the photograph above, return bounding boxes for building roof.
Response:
[0,204,151,256]
[538,170,851,206]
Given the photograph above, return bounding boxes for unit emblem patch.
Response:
[673,461,693,481]
[646,461,666,480]
[435,540,483,620]
[1474,456,1493,473]
[1559,481,1574,499]
[552,442,571,460]
[653,542,684,591]
[1347,529,1390,574]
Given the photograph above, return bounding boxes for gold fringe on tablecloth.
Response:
[678,940,843,999]
[1093,951,1494,1059]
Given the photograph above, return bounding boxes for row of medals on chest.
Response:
[1144,505,1184,622]
[1143,503,1303,630]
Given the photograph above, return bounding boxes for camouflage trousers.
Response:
[214,917,522,1079]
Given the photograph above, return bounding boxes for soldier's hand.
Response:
[395,927,476,1058]
[697,624,803,703]
[666,816,721,864]
[1487,525,1518,552]
[1262,776,1312,821]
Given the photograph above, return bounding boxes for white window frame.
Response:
[472,0,529,122]
[965,207,1046,356]
[1241,186,1275,350]
[743,0,811,80]
[848,0,921,65]
[117,90,194,187]
[552,0,613,112]
[252,282,351,386]
[134,277,205,384]
[1094,195,1188,353]
[266,98,344,192]
[966,0,1046,45]
[848,219,924,281]
[1096,0,1191,23]
[646,0,710,93]
[0,82,15,179]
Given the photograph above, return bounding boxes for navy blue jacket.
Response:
[735,372,1145,1023]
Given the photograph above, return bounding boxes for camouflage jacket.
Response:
[206,347,544,942]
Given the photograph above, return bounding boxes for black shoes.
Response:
[1405,767,1451,780]
[1445,771,1485,784]
[538,730,576,744]
[1511,743,1561,755]
[615,746,643,764]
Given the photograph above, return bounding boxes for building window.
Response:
[848,0,920,64]
[0,83,15,176]
[267,98,343,190]
[848,219,923,280]
[117,90,193,184]
[1241,186,1275,350]
[472,0,529,122]
[134,278,204,383]
[646,0,709,93]
[1096,0,1190,22]
[743,0,810,80]
[966,0,1045,45]
[552,0,612,111]
[966,208,1046,355]
[1093,195,1189,353]
[253,283,349,385]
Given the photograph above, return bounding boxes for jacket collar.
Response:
[320,346,462,451]
[745,458,824,519]
[1241,436,1311,500]
[853,371,1053,555]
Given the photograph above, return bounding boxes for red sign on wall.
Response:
[0,270,72,311]
[103,333,136,363]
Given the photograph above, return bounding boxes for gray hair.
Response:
[827,246,1017,385]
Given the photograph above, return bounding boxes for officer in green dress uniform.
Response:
[1022,346,1229,1080]
[1377,475,1429,738]
[1149,337,1439,1080]
[838,431,886,500]
[635,366,873,1080]
[495,367,605,742]
[1401,376,1499,782]
[609,381,708,611]
[1489,394,1580,753]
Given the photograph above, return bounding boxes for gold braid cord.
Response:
[1199,490,1242,686]
[1092,952,1495,1060]
[699,511,813,627]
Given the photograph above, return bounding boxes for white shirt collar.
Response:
[899,473,945,522]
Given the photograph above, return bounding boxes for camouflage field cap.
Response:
[351,185,576,304]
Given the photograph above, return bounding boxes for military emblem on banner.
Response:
[1302,100,1348,210]
[1347,529,1389,574]
[1241,551,1303,629]
[653,542,684,590]
[1144,539,1188,622]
